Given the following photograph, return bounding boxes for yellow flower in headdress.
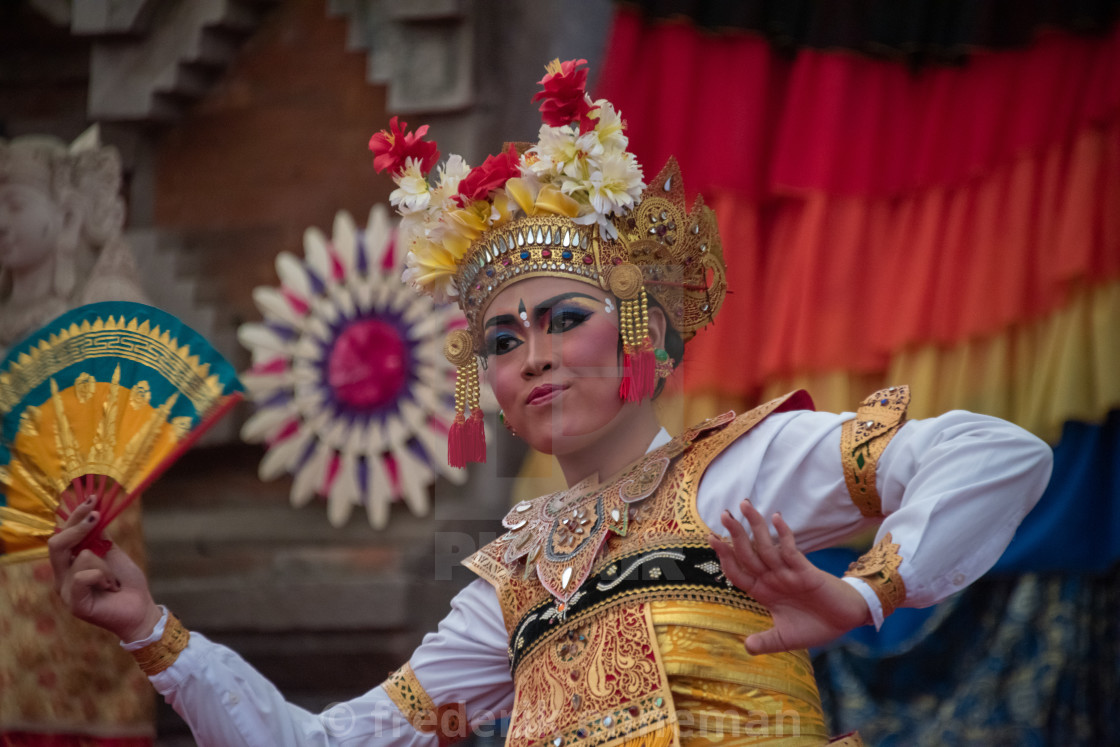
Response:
[402,236,462,302]
[443,195,513,257]
[505,178,580,218]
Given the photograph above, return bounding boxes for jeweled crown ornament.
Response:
[370,59,726,468]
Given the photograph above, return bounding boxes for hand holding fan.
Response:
[0,302,243,564]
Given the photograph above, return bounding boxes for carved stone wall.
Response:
[329,0,614,163]
[1,1,610,744]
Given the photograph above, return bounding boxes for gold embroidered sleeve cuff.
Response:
[840,385,911,518]
[383,663,468,747]
[130,612,190,676]
[844,533,907,618]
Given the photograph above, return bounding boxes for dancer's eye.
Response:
[485,332,523,356]
[547,308,591,334]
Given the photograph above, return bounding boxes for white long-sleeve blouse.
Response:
[125,407,1053,747]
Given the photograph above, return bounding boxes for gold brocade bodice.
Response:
[464,392,832,747]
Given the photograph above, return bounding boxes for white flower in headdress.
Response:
[528,124,581,180]
[589,99,628,152]
[389,158,431,214]
[585,150,644,215]
[571,151,645,240]
[572,210,618,240]
[560,132,605,189]
[430,154,470,208]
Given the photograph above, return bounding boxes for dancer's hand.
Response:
[709,499,871,654]
[48,496,163,643]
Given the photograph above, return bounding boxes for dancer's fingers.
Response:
[68,567,118,618]
[720,509,767,577]
[47,503,98,590]
[709,533,757,590]
[740,500,782,571]
[773,513,813,571]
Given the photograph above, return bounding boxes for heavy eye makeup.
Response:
[485,328,523,356]
[483,293,600,356]
[545,303,593,334]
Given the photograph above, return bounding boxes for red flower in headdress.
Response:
[533,58,594,132]
[455,144,521,206]
[369,116,440,176]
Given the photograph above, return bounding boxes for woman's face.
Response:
[482,276,626,456]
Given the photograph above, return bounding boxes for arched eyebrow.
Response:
[532,292,600,318]
[484,292,599,330]
[484,314,516,330]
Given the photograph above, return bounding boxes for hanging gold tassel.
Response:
[444,330,486,467]
[462,354,485,463]
[610,263,655,402]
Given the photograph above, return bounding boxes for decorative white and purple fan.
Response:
[237,206,466,528]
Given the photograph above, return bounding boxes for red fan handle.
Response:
[76,533,114,558]
[56,474,122,557]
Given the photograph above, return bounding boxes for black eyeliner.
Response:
[532,292,600,322]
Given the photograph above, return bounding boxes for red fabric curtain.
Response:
[597,7,1120,398]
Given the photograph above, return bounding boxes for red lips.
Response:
[526,384,566,405]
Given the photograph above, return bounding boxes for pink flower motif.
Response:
[38,668,58,690]
[454,144,521,206]
[369,116,440,176]
[533,58,594,131]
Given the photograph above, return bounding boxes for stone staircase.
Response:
[71,0,283,122]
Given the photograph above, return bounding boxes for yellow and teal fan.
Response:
[0,302,243,564]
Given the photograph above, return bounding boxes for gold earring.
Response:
[444,330,486,467]
[609,264,655,402]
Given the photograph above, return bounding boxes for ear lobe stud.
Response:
[655,348,674,379]
[499,409,517,436]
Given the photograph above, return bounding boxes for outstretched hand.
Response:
[47,496,163,643]
[708,499,871,655]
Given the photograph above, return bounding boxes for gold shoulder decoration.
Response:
[383,663,468,746]
[839,385,910,518]
[844,532,907,618]
[462,535,516,590]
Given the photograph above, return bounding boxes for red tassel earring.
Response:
[609,263,656,403]
[444,330,486,467]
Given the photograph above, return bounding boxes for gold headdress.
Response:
[371,59,726,467]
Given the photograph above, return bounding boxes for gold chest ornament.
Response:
[465,391,821,747]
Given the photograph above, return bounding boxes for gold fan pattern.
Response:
[0,302,243,564]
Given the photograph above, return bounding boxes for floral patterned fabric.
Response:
[0,502,153,744]
[813,566,1120,745]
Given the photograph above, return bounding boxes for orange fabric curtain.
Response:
[597,8,1120,424]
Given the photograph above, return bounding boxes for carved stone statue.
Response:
[0,127,154,744]
[0,126,147,353]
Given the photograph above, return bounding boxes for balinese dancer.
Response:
[49,60,1052,746]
